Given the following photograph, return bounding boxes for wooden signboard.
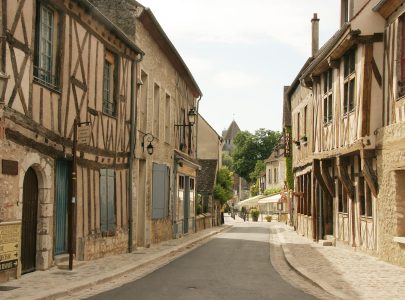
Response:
[0,222,20,271]
[77,125,91,145]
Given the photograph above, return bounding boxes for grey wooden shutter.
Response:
[107,169,116,231]
[100,169,108,232]
[152,164,167,219]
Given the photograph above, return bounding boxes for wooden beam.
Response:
[336,156,354,199]
[313,160,332,198]
[320,160,335,198]
[361,150,378,197]
[327,57,339,69]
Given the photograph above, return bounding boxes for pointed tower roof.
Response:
[223,120,241,140]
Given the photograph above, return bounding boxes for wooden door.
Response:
[21,168,38,274]
[55,160,71,255]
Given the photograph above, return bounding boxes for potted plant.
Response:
[250,208,260,222]
[265,215,272,222]
[293,140,300,147]
[300,135,307,142]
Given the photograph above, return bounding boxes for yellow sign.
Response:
[0,222,20,268]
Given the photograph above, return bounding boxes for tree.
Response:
[249,160,265,183]
[213,167,233,205]
[232,129,281,182]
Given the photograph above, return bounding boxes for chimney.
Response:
[311,13,319,57]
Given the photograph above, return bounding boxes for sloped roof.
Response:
[196,160,218,194]
[223,120,241,140]
[138,8,202,97]
[76,0,144,55]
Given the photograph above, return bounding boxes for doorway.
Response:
[55,160,71,255]
[21,167,38,274]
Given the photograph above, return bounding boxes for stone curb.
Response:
[33,225,232,300]
[275,226,347,299]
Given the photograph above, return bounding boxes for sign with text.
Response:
[77,125,91,145]
[0,222,20,271]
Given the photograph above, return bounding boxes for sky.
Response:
[138,0,341,135]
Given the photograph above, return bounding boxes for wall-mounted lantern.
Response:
[175,107,197,128]
[141,133,155,155]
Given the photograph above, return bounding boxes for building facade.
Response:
[373,0,405,267]
[0,0,143,281]
[290,1,385,253]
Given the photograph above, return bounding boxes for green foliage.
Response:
[263,187,282,196]
[232,129,281,182]
[250,208,260,221]
[265,215,272,222]
[196,203,203,215]
[214,167,233,205]
[285,126,294,190]
[250,183,259,196]
[222,153,233,169]
[249,160,265,183]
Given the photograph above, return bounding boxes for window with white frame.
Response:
[343,48,356,115]
[34,2,60,89]
[103,51,118,116]
[323,69,333,124]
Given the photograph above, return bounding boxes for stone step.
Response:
[319,239,334,246]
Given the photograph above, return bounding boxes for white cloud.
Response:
[212,70,265,89]
[141,0,340,53]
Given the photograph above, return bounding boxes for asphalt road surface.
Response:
[87,222,317,300]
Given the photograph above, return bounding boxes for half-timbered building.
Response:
[291,1,385,251]
[373,0,405,267]
[89,0,203,245]
[0,0,143,281]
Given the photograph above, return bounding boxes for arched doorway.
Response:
[21,167,38,274]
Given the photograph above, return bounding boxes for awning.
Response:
[258,194,281,204]
[234,195,265,209]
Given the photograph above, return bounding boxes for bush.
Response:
[265,215,272,222]
[250,208,260,221]
[264,187,282,196]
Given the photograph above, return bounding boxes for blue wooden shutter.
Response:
[100,169,108,232]
[152,164,167,219]
[164,166,170,217]
[107,169,116,231]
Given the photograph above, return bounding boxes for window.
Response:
[152,163,169,219]
[274,168,278,184]
[323,69,333,124]
[179,175,185,190]
[343,48,356,115]
[34,2,60,89]
[103,51,117,116]
[268,169,272,184]
[100,169,116,233]
[153,83,160,137]
[399,15,405,97]
[304,106,307,136]
[297,112,300,140]
[165,94,171,143]
[140,71,148,132]
[190,178,195,190]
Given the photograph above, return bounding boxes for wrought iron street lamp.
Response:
[141,133,155,155]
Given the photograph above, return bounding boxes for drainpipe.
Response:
[195,95,202,159]
[128,52,144,253]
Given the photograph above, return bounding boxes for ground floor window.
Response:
[395,170,405,236]
[100,169,116,234]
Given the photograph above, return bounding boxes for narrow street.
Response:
[86,218,317,300]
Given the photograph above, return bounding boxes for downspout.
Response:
[128,52,144,253]
[195,95,202,159]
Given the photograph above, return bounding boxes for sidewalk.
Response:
[0,225,230,300]
[271,222,405,300]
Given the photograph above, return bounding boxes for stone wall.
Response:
[0,135,54,281]
[376,122,405,267]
